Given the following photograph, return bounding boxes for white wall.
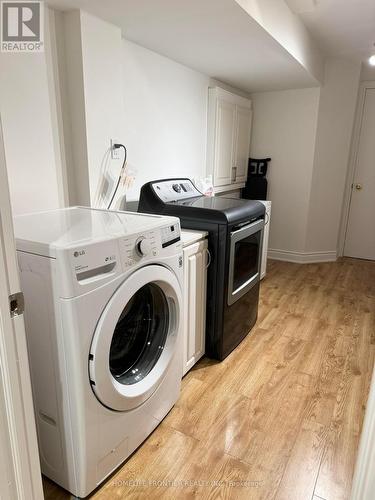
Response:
[251,58,361,261]
[306,58,361,253]
[0,13,63,215]
[80,11,124,207]
[360,63,375,82]
[52,10,247,207]
[57,10,124,207]
[235,0,324,85]
[250,87,320,254]
[122,40,210,201]
[57,10,211,207]
[59,9,89,205]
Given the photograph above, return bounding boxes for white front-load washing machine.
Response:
[14,207,183,498]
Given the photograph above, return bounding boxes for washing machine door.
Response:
[89,265,182,411]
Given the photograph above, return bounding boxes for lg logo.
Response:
[1,1,44,52]
[74,250,86,258]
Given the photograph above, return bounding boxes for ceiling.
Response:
[285,0,375,62]
[47,0,319,92]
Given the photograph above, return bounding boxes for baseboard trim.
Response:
[268,249,337,264]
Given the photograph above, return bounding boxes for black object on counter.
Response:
[242,157,271,201]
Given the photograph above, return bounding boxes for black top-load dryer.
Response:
[138,178,265,361]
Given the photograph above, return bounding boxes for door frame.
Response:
[338,80,375,257]
[351,366,375,500]
[0,115,44,499]
[339,82,375,499]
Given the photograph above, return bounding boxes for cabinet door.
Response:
[234,105,252,184]
[214,98,236,187]
[182,240,207,375]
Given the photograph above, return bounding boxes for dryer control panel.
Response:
[151,179,202,202]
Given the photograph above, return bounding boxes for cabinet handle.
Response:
[205,248,212,269]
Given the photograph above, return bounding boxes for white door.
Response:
[344,87,375,260]
[234,105,252,184]
[0,116,44,499]
[182,239,207,375]
[214,98,236,187]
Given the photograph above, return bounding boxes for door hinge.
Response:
[9,292,24,318]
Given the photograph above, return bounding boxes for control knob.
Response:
[172,183,182,193]
[136,237,151,257]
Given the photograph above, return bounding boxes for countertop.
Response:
[181,229,208,248]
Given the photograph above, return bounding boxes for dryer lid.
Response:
[139,178,265,225]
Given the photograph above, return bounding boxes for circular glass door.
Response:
[109,283,169,385]
[89,265,182,411]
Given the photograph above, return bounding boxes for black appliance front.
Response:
[204,217,263,360]
[138,178,265,360]
[222,218,263,358]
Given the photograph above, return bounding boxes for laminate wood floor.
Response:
[43,258,375,500]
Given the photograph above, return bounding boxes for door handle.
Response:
[205,248,212,269]
[9,292,24,318]
[354,183,363,191]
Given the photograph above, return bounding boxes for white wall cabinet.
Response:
[207,87,252,190]
[212,97,236,187]
[234,104,253,183]
[182,236,208,376]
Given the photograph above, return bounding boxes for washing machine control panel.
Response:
[121,231,157,270]
[59,223,181,297]
[160,223,181,248]
[59,239,121,297]
[70,240,119,280]
[135,236,151,257]
[120,223,181,270]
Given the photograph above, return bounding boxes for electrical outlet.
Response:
[110,139,121,160]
